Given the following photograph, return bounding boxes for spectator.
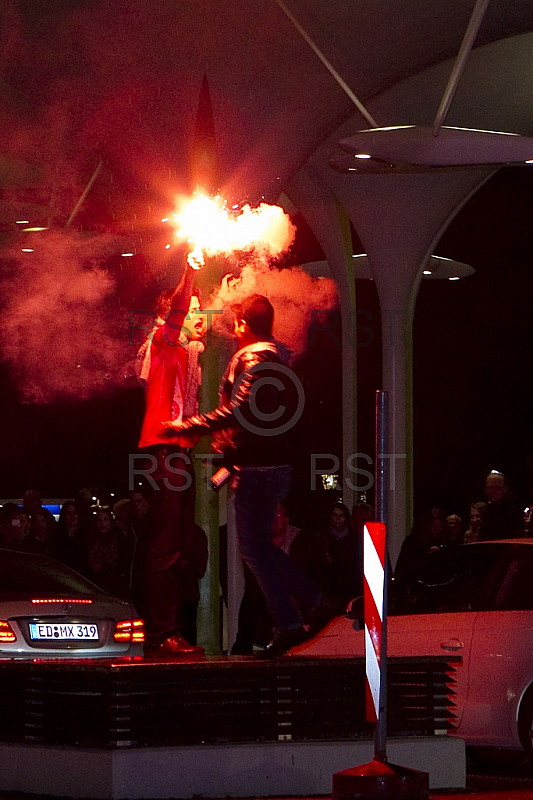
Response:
[27,508,57,556]
[127,489,152,613]
[17,509,32,550]
[22,489,55,528]
[231,501,322,655]
[320,502,363,611]
[87,508,123,596]
[129,490,149,532]
[463,502,487,544]
[54,500,90,574]
[1,505,31,551]
[478,470,524,541]
[272,501,323,583]
[446,514,463,545]
[394,507,452,579]
[112,498,137,594]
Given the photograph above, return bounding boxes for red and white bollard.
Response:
[363,522,387,724]
[332,390,429,800]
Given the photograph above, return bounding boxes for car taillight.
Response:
[114,619,145,643]
[0,621,17,643]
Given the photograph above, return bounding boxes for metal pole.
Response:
[65,161,103,228]
[273,0,379,129]
[374,389,388,761]
[433,0,491,136]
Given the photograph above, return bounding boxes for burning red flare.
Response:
[170,194,295,260]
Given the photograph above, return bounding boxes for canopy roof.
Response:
[3,0,533,215]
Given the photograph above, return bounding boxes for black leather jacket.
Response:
[178,340,300,468]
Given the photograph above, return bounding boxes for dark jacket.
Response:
[178,340,300,468]
[478,496,525,541]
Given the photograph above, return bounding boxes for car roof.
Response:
[463,539,533,545]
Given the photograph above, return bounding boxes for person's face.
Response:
[96,511,113,533]
[233,316,247,342]
[64,505,79,527]
[486,474,506,503]
[186,295,205,341]
[429,518,445,540]
[33,513,49,539]
[470,507,482,531]
[446,516,461,537]
[331,507,347,530]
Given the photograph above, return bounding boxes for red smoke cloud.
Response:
[0,231,130,402]
[208,254,338,358]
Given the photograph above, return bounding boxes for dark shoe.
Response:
[307,595,339,636]
[230,641,254,655]
[260,626,308,658]
[149,634,205,656]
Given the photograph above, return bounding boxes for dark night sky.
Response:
[413,166,533,518]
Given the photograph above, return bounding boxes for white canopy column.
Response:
[301,164,496,564]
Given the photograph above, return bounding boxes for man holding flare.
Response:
[164,292,335,657]
[135,249,232,655]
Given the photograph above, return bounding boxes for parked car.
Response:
[291,539,533,756]
[0,548,144,658]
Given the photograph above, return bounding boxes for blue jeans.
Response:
[233,465,321,630]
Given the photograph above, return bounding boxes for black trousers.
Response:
[135,447,197,642]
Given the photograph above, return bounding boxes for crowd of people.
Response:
[0,485,371,653]
[395,469,528,578]
[0,465,530,655]
[0,487,208,645]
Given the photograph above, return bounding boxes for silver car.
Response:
[291,540,533,757]
[0,548,144,658]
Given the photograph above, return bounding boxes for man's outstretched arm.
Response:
[160,251,204,347]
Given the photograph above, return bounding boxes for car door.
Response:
[382,544,508,731]
[463,543,533,748]
[386,611,475,729]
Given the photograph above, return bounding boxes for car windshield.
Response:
[0,548,114,601]
[390,542,533,615]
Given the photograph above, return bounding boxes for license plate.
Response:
[29,622,99,641]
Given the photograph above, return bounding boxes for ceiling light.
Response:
[348,253,474,280]
[445,126,517,136]
[15,220,29,224]
[355,153,371,159]
[21,248,34,253]
[23,226,48,232]
[359,125,415,132]
[121,253,134,257]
